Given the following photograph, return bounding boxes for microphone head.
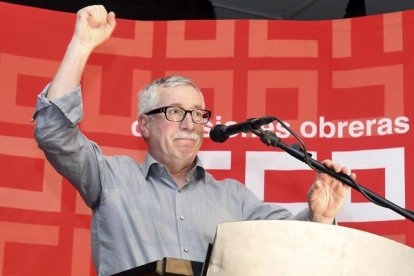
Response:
[209,124,229,143]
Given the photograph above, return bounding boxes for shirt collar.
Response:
[143,153,206,182]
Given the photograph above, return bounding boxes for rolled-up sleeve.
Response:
[33,84,103,208]
[33,84,83,127]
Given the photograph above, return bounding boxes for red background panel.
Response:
[0,2,413,275]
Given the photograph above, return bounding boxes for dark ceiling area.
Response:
[2,0,414,20]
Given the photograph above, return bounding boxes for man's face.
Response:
[141,84,205,169]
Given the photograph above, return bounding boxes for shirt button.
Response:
[178,189,182,193]
[180,215,185,220]
[184,248,189,252]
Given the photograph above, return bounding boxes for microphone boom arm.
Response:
[255,129,414,222]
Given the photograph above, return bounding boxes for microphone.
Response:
[209,116,275,143]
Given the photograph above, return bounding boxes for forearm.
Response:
[47,40,93,100]
[48,5,116,100]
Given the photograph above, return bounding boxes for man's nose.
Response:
[180,112,195,130]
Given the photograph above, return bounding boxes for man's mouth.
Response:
[173,131,200,141]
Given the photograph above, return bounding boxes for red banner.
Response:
[0,2,413,275]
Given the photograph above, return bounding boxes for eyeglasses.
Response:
[145,106,212,124]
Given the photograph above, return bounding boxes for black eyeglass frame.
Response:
[145,106,212,124]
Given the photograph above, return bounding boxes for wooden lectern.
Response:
[203,220,414,275]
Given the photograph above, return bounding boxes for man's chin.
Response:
[175,146,197,156]
[173,139,201,156]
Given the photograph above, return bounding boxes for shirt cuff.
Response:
[32,83,83,127]
[295,208,312,221]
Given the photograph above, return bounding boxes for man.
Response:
[33,5,355,276]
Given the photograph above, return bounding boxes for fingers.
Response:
[106,11,117,32]
[321,159,339,174]
[321,159,347,173]
[78,5,113,28]
[86,5,106,27]
[321,159,356,181]
[108,11,116,24]
[73,5,116,48]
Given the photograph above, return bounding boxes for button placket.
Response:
[178,189,185,221]
[176,187,190,255]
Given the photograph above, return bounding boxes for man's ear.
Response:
[138,114,150,138]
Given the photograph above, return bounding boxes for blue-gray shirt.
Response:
[33,85,310,276]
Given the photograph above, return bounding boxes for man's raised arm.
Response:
[47,5,116,100]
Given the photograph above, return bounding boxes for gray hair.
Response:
[138,75,205,116]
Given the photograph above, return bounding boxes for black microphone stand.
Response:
[253,128,414,222]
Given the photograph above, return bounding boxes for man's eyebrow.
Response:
[168,103,204,109]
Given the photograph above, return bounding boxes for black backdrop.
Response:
[1,0,216,20]
[1,0,414,20]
